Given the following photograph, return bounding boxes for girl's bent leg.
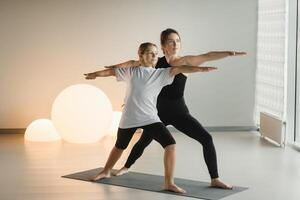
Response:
[142,123,185,193]
[163,144,186,194]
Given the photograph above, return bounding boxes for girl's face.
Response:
[162,33,181,56]
[140,45,158,67]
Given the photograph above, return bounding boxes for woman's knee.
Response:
[194,132,214,145]
[201,133,214,147]
[206,133,213,142]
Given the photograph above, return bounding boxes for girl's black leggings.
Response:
[124,113,219,179]
[115,122,175,150]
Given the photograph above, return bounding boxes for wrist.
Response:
[94,72,100,77]
[228,51,235,56]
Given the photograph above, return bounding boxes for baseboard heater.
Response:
[259,112,286,147]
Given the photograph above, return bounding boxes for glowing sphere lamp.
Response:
[24,119,61,142]
[51,84,113,143]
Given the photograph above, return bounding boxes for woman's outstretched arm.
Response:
[171,51,246,66]
[170,65,217,76]
[84,68,115,79]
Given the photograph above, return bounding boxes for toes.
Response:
[211,183,233,190]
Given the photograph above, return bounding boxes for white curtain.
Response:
[254,0,287,124]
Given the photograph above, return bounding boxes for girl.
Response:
[84,42,216,193]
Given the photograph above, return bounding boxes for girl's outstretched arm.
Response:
[170,65,217,76]
[104,60,140,69]
[84,68,115,79]
[170,51,246,66]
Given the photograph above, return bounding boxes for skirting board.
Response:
[0,128,26,134]
[169,126,258,132]
[0,126,258,135]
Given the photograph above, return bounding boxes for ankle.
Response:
[165,179,174,186]
[102,169,111,175]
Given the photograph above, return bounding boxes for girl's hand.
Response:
[84,72,97,80]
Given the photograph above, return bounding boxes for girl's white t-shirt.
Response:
[115,66,174,129]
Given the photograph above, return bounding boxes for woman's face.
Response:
[162,33,181,56]
[140,45,158,67]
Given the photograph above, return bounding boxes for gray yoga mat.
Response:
[62,168,247,200]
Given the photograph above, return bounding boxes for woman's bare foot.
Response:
[114,167,129,176]
[164,183,186,194]
[90,170,111,181]
[211,178,233,189]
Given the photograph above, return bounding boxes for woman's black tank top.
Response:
[155,57,189,116]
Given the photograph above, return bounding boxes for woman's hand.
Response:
[229,51,247,56]
[177,51,247,66]
[84,72,97,80]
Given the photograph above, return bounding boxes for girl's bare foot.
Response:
[114,167,129,176]
[91,170,111,181]
[164,183,186,194]
[211,178,233,189]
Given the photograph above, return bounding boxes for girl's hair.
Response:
[138,42,157,56]
[160,28,181,46]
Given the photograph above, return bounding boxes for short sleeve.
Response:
[155,68,174,86]
[114,67,134,82]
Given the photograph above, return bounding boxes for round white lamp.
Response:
[108,111,122,136]
[24,119,61,142]
[51,84,113,143]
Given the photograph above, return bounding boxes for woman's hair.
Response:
[138,42,157,56]
[160,28,181,46]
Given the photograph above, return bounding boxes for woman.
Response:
[109,29,246,189]
[84,42,216,193]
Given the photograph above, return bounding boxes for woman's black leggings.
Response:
[124,113,219,179]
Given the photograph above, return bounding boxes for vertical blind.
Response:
[254,0,287,124]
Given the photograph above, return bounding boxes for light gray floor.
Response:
[0,131,299,200]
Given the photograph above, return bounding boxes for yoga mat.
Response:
[62,168,247,200]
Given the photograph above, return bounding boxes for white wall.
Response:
[0,0,257,128]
